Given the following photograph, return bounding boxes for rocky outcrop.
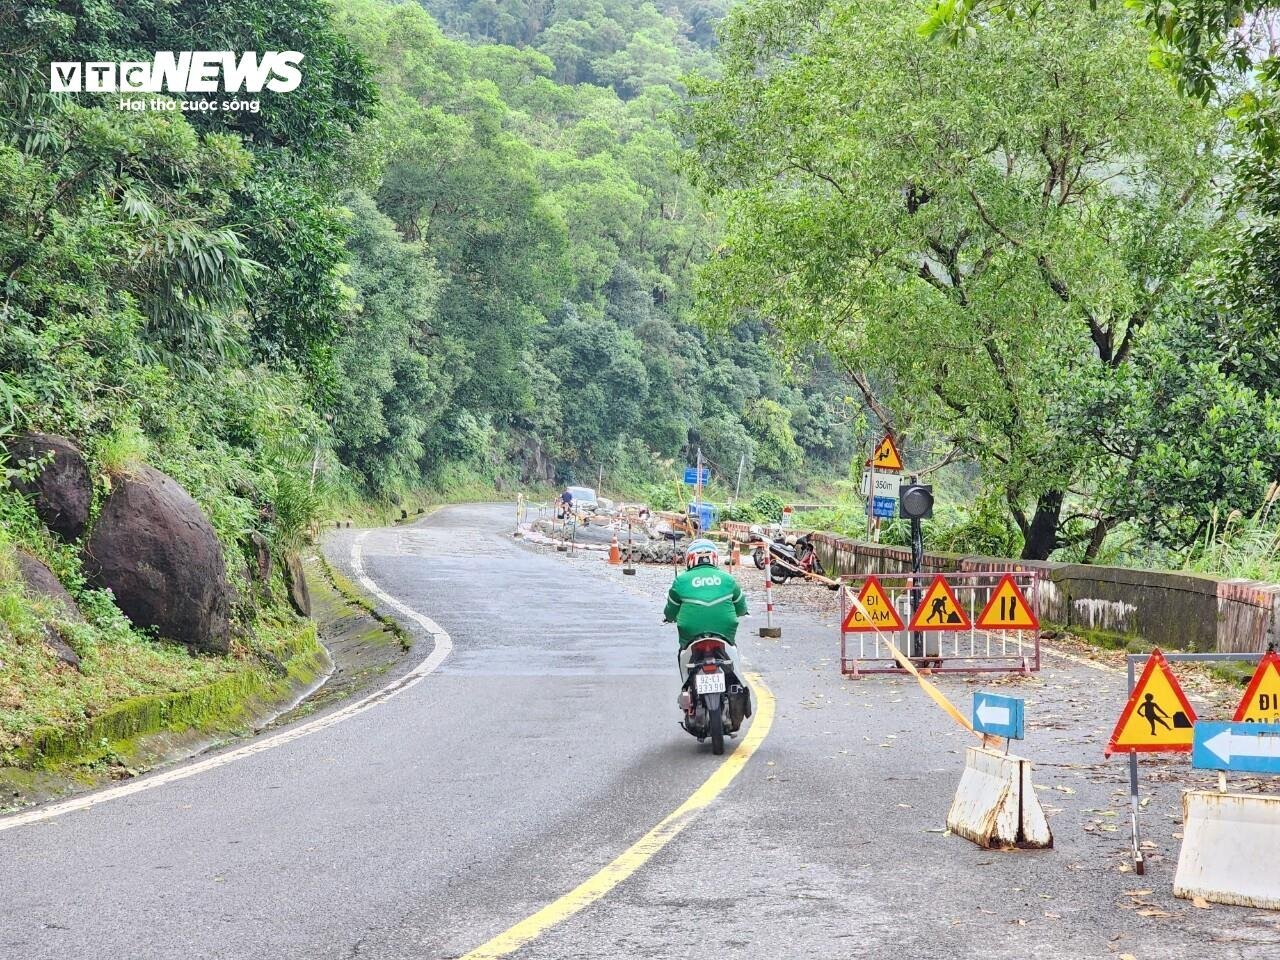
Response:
[6,434,92,542]
[83,465,231,653]
[246,531,272,604]
[15,549,83,668]
[283,551,311,617]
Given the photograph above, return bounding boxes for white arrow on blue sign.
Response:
[972,692,1024,740]
[1192,720,1280,774]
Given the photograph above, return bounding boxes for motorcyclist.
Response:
[664,539,750,710]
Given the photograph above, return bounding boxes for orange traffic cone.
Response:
[607,530,622,565]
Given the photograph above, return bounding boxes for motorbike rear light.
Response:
[691,639,725,657]
[702,664,719,673]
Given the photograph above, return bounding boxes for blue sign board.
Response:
[683,467,710,485]
[871,496,896,519]
[1192,720,1280,774]
[972,692,1025,740]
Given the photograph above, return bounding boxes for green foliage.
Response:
[92,424,150,478]
[334,0,853,492]
[684,0,1223,558]
[747,491,784,523]
[1182,495,1280,582]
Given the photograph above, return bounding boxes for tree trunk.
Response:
[1020,490,1063,560]
[1082,518,1109,563]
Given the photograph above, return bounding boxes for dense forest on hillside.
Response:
[2,0,853,515]
[0,0,851,742]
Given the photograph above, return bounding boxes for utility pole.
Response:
[732,452,746,508]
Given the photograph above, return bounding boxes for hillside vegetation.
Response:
[0,0,846,755]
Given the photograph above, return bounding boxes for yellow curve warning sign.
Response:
[1105,648,1196,756]
[975,575,1039,631]
[1233,650,1280,724]
[870,434,903,472]
[907,575,971,632]
[841,576,905,633]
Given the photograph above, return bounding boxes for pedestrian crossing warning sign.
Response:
[841,576,905,633]
[975,575,1038,631]
[1233,650,1280,724]
[870,434,903,471]
[1105,648,1196,756]
[907,575,972,632]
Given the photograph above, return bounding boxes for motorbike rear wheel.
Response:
[709,702,725,755]
[752,548,767,570]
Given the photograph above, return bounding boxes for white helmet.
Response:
[685,538,719,567]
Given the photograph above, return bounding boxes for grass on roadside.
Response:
[0,532,310,762]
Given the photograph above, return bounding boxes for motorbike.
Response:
[678,635,751,755]
[749,527,826,583]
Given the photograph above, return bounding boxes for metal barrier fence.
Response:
[839,570,1042,676]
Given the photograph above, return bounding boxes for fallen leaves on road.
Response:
[1191,895,1213,910]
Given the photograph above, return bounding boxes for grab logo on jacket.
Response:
[691,575,723,588]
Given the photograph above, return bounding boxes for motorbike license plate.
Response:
[695,671,726,695]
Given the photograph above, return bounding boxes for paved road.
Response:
[2,504,1277,959]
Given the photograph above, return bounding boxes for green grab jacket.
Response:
[664,565,749,647]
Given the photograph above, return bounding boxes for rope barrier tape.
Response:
[844,586,983,740]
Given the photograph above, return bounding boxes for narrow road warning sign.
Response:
[841,576,905,633]
[1233,650,1280,724]
[974,575,1038,631]
[870,434,903,472]
[1105,648,1197,756]
[907,575,971,631]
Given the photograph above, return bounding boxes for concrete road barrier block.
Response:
[946,746,1052,849]
[1174,790,1280,909]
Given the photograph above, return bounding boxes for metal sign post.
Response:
[1118,650,1269,876]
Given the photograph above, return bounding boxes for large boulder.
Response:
[6,434,92,541]
[83,465,231,653]
[14,549,83,668]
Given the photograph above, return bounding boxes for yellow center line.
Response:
[457,671,777,960]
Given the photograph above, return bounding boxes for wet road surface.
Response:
[2,504,1277,959]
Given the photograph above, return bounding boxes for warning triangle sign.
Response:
[975,575,1039,631]
[907,575,971,631]
[841,576,905,633]
[870,434,903,471]
[1233,650,1280,724]
[1105,648,1197,756]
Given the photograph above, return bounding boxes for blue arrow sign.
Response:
[683,467,710,485]
[972,692,1024,740]
[1192,720,1280,774]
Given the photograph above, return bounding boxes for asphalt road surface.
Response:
[3,504,1278,959]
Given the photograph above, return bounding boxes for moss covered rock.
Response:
[83,466,231,653]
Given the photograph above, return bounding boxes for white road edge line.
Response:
[0,528,452,833]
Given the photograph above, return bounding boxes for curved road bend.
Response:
[2,504,1272,959]
[1,505,760,959]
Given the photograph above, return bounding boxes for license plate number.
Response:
[695,671,726,695]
